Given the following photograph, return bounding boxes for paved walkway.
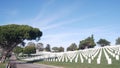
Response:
[17,63,62,68]
[9,53,63,68]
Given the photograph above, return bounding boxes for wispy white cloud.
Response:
[4,0,118,49]
[4,0,55,25]
[31,0,55,22]
[7,0,78,28]
[40,25,119,49]
[1,0,119,50]
[40,32,79,48]
[40,14,96,31]
[6,9,99,49]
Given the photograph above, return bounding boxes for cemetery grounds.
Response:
[36,46,120,68]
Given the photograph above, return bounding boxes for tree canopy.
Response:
[13,46,23,55]
[79,35,96,49]
[45,44,51,52]
[58,47,64,52]
[97,38,110,47]
[67,43,77,51]
[0,24,42,50]
[0,24,42,62]
[52,46,64,52]
[116,37,120,45]
[27,42,35,47]
[23,45,36,55]
[52,47,59,52]
[36,43,44,51]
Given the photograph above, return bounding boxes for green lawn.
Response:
[0,63,6,68]
[36,49,120,68]
[37,60,120,68]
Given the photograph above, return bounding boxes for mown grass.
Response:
[38,61,120,68]
[0,63,6,68]
[36,49,120,68]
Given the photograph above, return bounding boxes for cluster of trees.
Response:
[36,43,44,51]
[27,42,65,52]
[0,24,42,63]
[67,43,77,51]
[14,42,65,55]
[116,37,120,45]
[14,42,36,56]
[36,43,51,52]
[97,39,110,47]
[26,42,65,53]
[13,36,120,54]
[66,35,120,51]
[52,46,64,52]
[45,44,51,52]
[79,35,96,49]
[14,42,51,55]
[1,24,120,63]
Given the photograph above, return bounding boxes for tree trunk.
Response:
[0,51,7,63]
[0,43,17,63]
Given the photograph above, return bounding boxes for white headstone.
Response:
[88,58,91,63]
[116,55,119,60]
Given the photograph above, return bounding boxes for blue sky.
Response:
[0,0,120,48]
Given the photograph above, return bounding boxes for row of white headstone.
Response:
[43,45,120,64]
[22,45,120,64]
